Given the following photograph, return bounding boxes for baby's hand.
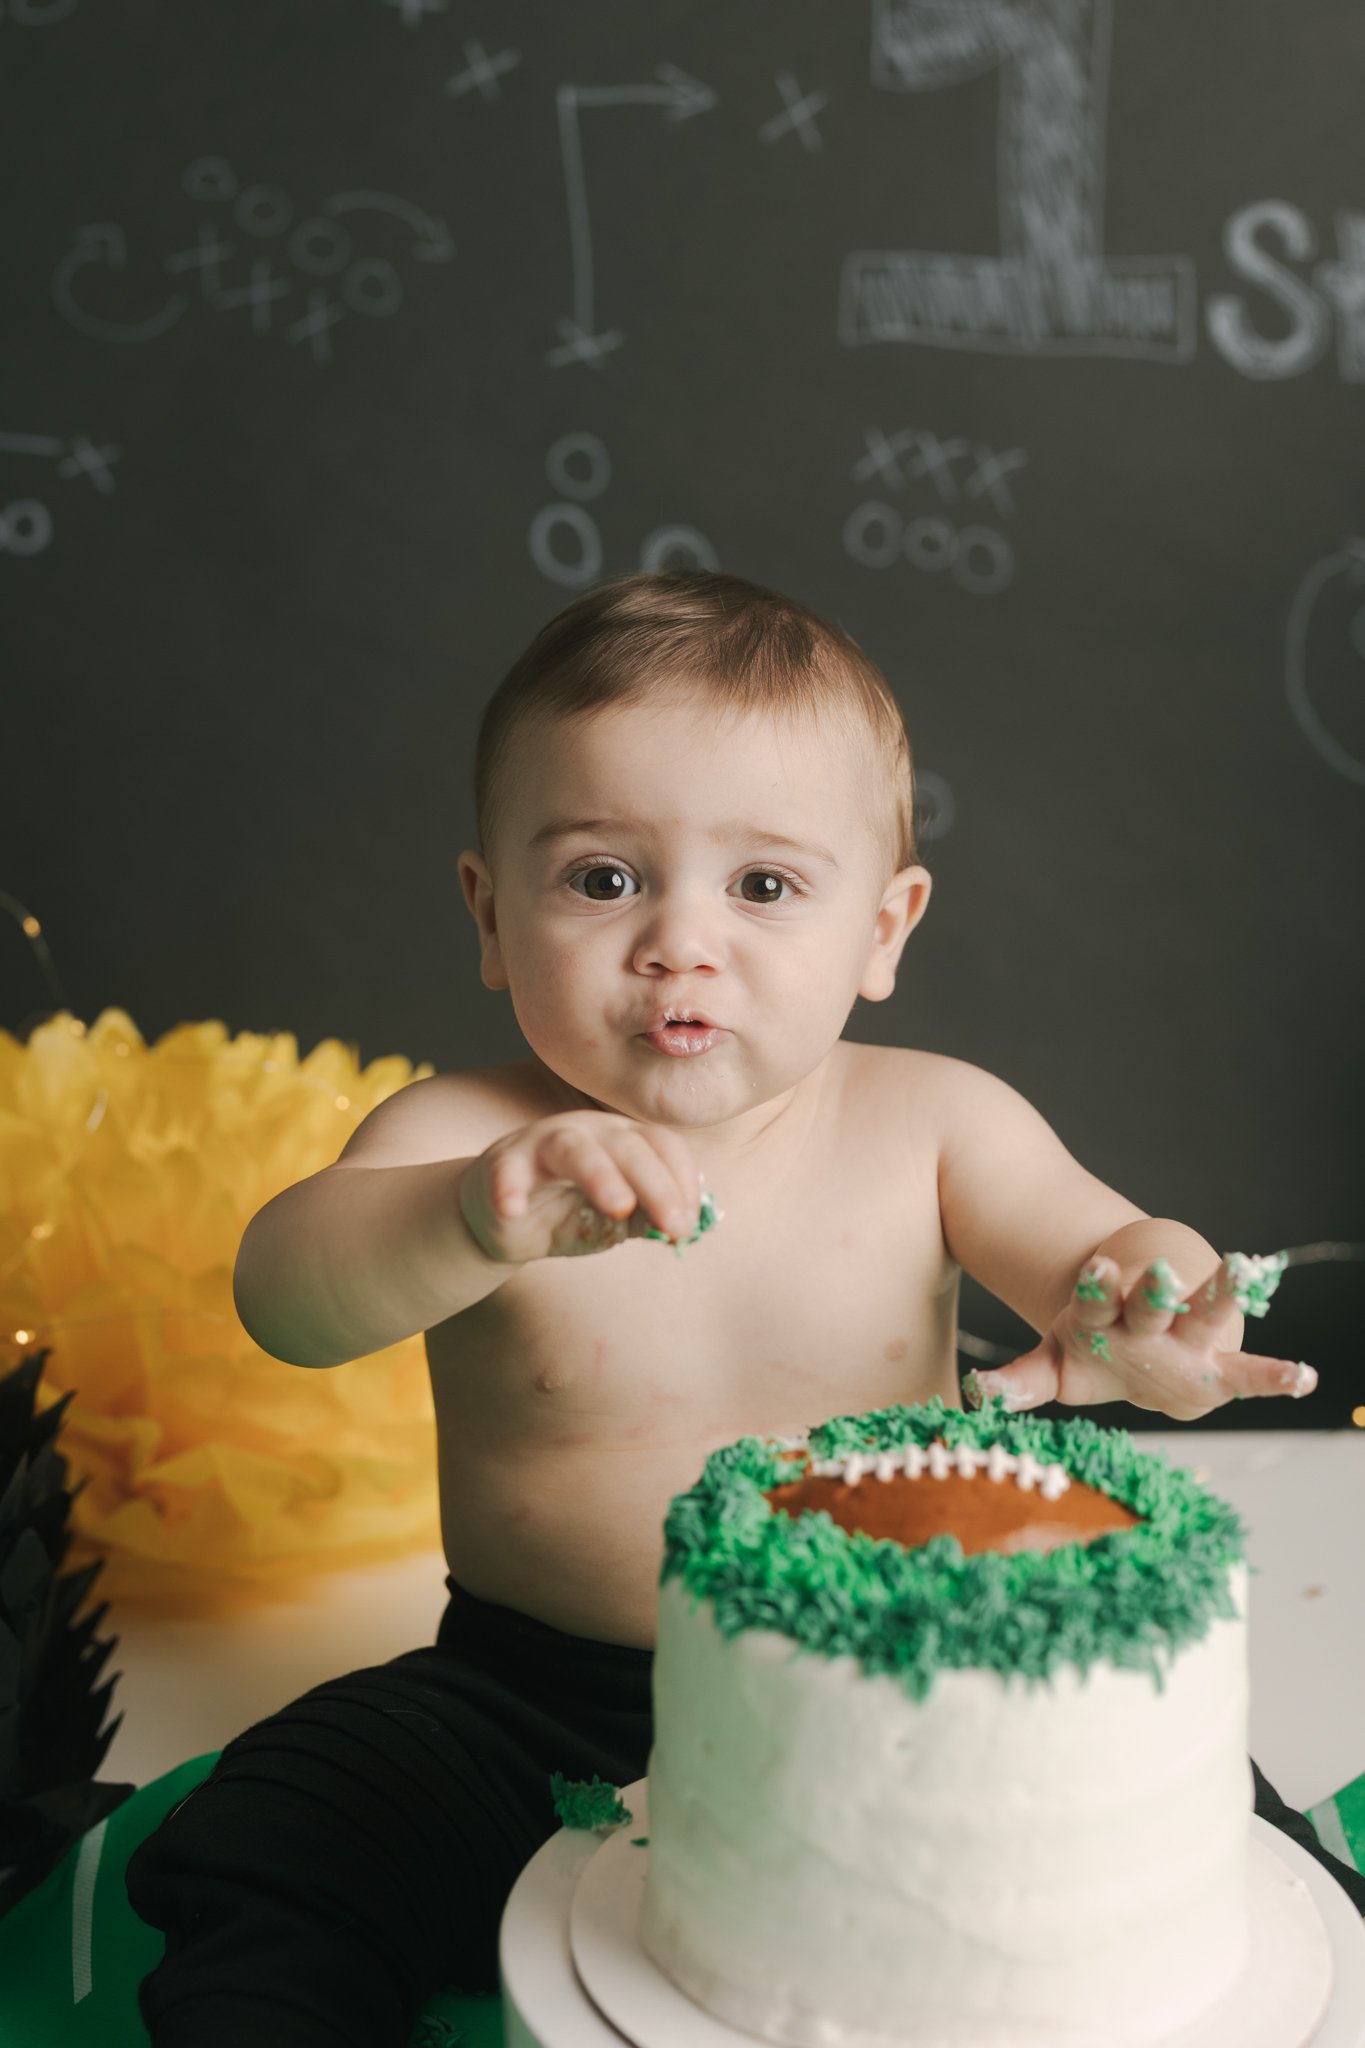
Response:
[964,1251,1317,1420]
[458,1111,704,1266]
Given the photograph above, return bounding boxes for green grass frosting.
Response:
[659,1397,1246,1699]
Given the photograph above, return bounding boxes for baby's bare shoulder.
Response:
[333,1062,536,1170]
[852,1042,978,1133]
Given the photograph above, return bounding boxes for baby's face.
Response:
[461,694,929,1144]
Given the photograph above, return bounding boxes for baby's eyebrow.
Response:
[528,815,840,868]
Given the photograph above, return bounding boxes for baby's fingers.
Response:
[609,1127,698,1241]
[1179,1253,1246,1342]
[1206,1353,1317,1403]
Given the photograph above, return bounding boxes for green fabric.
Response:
[1309,1769,1365,1875]
[0,1751,503,2047]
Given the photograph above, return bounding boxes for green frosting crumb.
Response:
[549,1772,632,1830]
[1074,1265,1108,1302]
[630,1835,650,1847]
[1141,1258,1191,1315]
[1084,1329,1113,1360]
[645,1187,721,1258]
[1226,1250,1288,1318]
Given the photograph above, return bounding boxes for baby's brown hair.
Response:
[473,571,919,882]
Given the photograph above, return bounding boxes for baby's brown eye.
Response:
[570,866,637,901]
[740,872,788,904]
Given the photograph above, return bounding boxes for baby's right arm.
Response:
[232,1078,702,1368]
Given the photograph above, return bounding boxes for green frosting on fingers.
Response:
[645,1186,722,1257]
[1226,1250,1288,1318]
[1141,1257,1191,1315]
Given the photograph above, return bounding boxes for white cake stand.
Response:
[499,1780,1365,2048]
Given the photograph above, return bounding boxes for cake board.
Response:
[499,1780,1365,2048]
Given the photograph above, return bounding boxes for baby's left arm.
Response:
[933,1058,1314,1420]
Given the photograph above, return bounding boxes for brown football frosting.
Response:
[765,1445,1140,1557]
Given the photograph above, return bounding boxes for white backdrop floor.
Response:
[96,1429,1365,1816]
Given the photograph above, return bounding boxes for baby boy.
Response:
[125,571,1336,2048]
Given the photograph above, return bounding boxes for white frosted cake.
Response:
[640,1398,1251,2048]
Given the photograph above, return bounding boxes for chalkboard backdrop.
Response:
[6,2,1364,1421]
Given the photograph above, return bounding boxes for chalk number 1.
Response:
[842,0,1194,360]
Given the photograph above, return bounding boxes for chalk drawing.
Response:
[0,501,51,555]
[53,226,188,342]
[445,38,521,101]
[1284,542,1365,787]
[0,431,120,557]
[845,425,1024,591]
[843,0,1194,360]
[640,526,720,573]
[1207,201,1365,383]
[531,433,717,587]
[53,160,453,363]
[549,65,717,369]
[851,427,1027,512]
[383,0,446,21]
[546,432,610,500]
[1,0,79,21]
[759,72,829,153]
[913,768,955,844]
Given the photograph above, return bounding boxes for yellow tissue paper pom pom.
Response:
[0,1009,440,1612]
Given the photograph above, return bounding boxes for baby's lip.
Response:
[642,1009,725,1032]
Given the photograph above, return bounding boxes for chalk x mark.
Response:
[758,71,828,152]
[445,38,520,101]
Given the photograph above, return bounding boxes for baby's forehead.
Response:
[507,696,882,847]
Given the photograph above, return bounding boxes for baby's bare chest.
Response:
[426,1054,959,1455]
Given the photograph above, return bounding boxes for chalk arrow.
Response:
[551,64,718,367]
[324,191,455,262]
[52,225,187,343]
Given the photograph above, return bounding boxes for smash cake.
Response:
[639,1398,1251,2048]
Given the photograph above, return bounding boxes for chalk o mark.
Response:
[0,498,54,556]
[843,500,901,568]
[904,516,954,573]
[546,432,609,502]
[290,217,351,276]
[1284,544,1365,786]
[182,157,236,204]
[530,503,601,587]
[912,769,955,846]
[639,525,719,572]
[290,217,352,276]
[235,186,293,238]
[343,259,402,317]
[952,526,1014,594]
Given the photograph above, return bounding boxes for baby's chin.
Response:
[537,1036,827,1136]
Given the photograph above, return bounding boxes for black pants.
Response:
[125,1576,1365,2048]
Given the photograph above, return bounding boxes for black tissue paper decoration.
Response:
[0,1347,134,1920]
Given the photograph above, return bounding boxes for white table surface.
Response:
[98,1430,1365,1814]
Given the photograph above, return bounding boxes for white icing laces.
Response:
[798,1440,1072,1502]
